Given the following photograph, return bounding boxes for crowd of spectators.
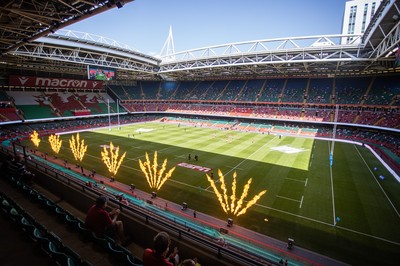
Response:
[121,102,399,128]
[0,115,159,143]
[334,77,371,104]
[258,85,282,102]
[2,75,398,124]
[282,87,306,103]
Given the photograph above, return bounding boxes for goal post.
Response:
[330,105,339,167]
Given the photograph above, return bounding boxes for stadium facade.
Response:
[341,0,381,44]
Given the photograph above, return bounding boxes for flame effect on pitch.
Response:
[69,133,87,162]
[206,169,267,217]
[101,142,126,176]
[139,151,176,190]
[48,134,62,155]
[30,130,40,147]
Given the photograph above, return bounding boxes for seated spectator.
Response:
[84,195,126,245]
[116,194,129,206]
[7,155,24,177]
[216,236,225,246]
[7,154,34,183]
[143,231,174,266]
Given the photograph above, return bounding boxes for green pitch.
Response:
[30,121,400,265]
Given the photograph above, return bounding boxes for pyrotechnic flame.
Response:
[69,133,87,162]
[237,190,267,216]
[48,134,62,154]
[218,169,230,211]
[230,171,237,212]
[206,169,267,217]
[206,172,228,213]
[101,142,126,176]
[233,178,252,215]
[30,130,40,147]
[138,151,176,190]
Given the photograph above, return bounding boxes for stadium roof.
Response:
[0,0,133,55]
[0,0,398,81]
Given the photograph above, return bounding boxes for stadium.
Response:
[0,0,399,266]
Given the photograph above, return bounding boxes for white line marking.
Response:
[354,145,400,219]
[256,202,332,226]
[205,136,277,190]
[227,166,244,170]
[336,225,400,246]
[255,203,400,246]
[305,178,308,187]
[276,195,301,203]
[124,158,139,163]
[328,141,336,225]
[299,195,304,208]
[285,177,306,183]
[57,127,400,247]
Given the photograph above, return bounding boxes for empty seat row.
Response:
[0,191,89,266]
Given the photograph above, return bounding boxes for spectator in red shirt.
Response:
[143,231,173,266]
[85,195,125,245]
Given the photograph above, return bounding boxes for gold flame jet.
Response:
[69,133,87,162]
[138,151,176,190]
[30,130,40,147]
[206,169,267,217]
[101,142,126,177]
[48,134,62,155]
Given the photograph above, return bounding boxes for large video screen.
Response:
[87,65,116,81]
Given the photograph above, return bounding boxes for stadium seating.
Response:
[306,78,333,104]
[141,81,160,99]
[335,77,371,104]
[218,80,246,101]
[1,174,144,266]
[257,79,285,102]
[190,80,214,100]
[364,76,399,106]
[108,85,131,100]
[281,78,307,103]
[4,90,117,119]
[239,79,265,102]
[173,81,198,100]
[0,191,84,265]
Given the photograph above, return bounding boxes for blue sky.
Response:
[65,0,348,55]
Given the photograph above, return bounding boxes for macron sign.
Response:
[9,75,103,89]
